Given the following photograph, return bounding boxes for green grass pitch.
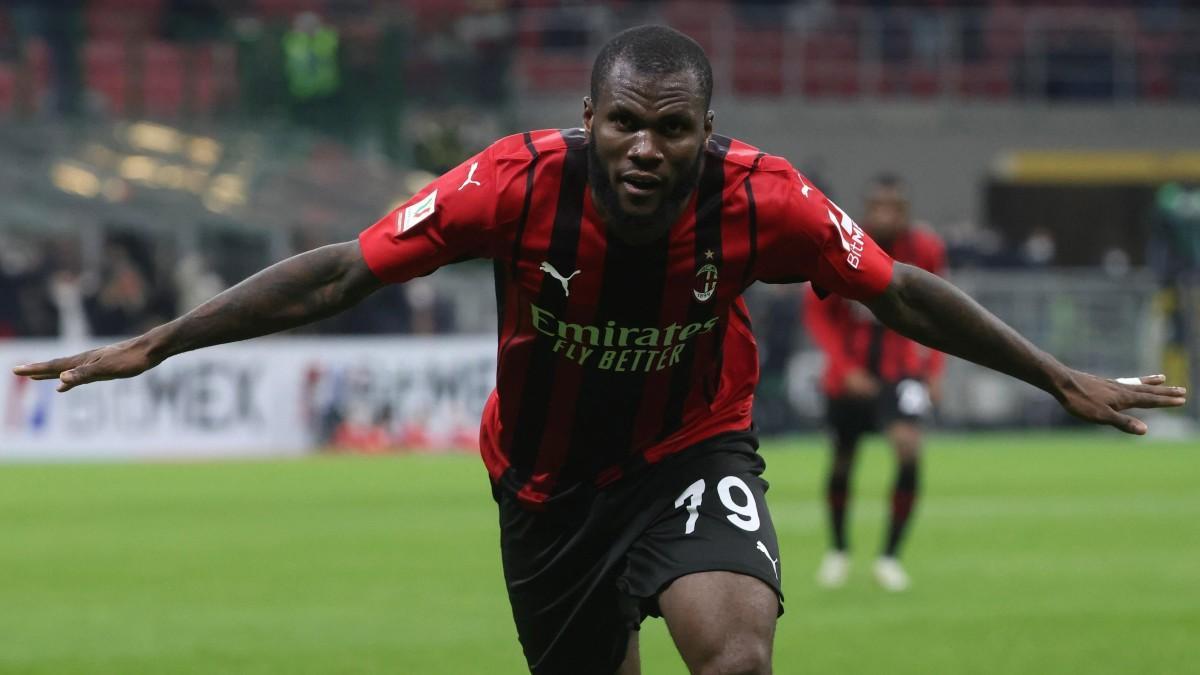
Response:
[1,432,1197,674]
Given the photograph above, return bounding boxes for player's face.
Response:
[863,186,909,242]
[584,63,713,243]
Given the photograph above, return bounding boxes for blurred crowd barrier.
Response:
[0,218,496,341]
[774,269,1199,431]
[0,335,493,459]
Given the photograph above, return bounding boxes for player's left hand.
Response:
[12,337,159,393]
[1057,373,1187,435]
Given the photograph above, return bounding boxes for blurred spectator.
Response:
[85,237,152,337]
[45,237,89,342]
[1147,182,1200,397]
[458,8,514,105]
[539,4,590,51]
[284,12,342,135]
[48,268,89,342]
[749,283,802,434]
[10,0,83,115]
[164,0,227,42]
[1101,247,1132,277]
[411,113,470,174]
[1020,227,1057,267]
[406,278,455,335]
[0,233,74,338]
[174,253,227,312]
[3,236,33,335]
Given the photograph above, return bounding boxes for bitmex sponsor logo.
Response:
[530,303,719,372]
[827,201,866,270]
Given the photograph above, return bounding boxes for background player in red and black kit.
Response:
[806,174,946,592]
[14,25,1186,675]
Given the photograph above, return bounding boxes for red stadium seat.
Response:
[1135,32,1177,101]
[801,31,861,99]
[802,65,859,99]
[86,0,162,41]
[733,28,784,96]
[517,53,590,94]
[660,0,730,61]
[21,37,51,112]
[143,41,185,117]
[0,62,15,115]
[878,67,942,98]
[958,62,1013,99]
[83,40,129,115]
[1138,62,1173,100]
[193,43,238,114]
[515,11,547,50]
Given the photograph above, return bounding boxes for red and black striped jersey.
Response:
[359,129,894,507]
[804,226,946,396]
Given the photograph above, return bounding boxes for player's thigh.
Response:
[659,571,777,674]
[616,631,641,675]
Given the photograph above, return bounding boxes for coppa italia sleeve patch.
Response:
[398,189,438,233]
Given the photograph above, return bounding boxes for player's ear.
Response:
[583,97,594,134]
[704,110,714,142]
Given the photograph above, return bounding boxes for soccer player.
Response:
[14,26,1185,675]
[807,174,946,592]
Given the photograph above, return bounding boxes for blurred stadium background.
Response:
[0,1,1197,673]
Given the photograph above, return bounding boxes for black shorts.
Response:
[497,432,783,675]
[827,378,931,443]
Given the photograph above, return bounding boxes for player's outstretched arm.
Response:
[13,241,383,393]
[865,262,1187,434]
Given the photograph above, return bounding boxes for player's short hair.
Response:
[590,25,714,108]
[868,172,909,199]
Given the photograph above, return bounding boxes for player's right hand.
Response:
[843,369,881,399]
[12,338,159,393]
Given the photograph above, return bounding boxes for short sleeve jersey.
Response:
[360,129,894,507]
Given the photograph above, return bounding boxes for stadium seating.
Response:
[83,40,130,115]
[143,41,186,117]
[86,0,163,42]
[2,0,1198,121]
[193,43,238,114]
[0,63,15,115]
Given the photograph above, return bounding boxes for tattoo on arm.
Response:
[146,241,383,362]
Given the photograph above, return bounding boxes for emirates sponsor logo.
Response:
[529,302,720,371]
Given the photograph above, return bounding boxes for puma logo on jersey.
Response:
[796,171,812,198]
[540,262,581,296]
[756,540,779,579]
[459,162,482,190]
